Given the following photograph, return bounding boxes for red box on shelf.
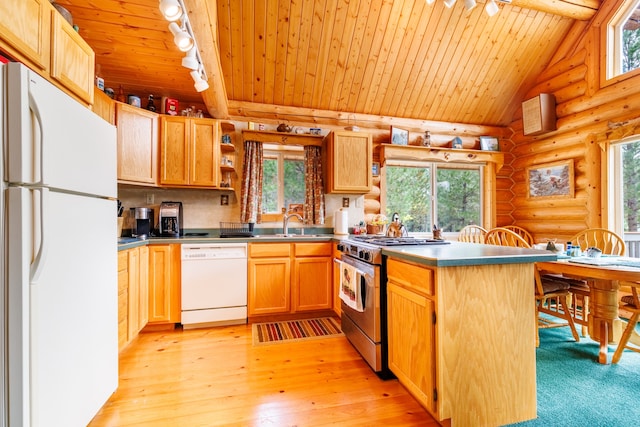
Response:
[161,97,179,115]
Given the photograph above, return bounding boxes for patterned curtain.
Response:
[304,145,325,224]
[240,140,263,223]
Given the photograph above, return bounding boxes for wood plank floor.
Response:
[88,321,438,426]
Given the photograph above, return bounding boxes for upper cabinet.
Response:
[92,89,115,125]
[0,0,50,71]
[50,11,94,104]
[160,116,221,188]
[324,130,372,194]
[116,102,159,186]
[0,0,94,104]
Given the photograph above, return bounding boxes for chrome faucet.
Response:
[283,212,304,235]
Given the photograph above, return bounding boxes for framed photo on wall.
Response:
[479,136,499,151]
[526,160,574,199]
[390,126,409,145]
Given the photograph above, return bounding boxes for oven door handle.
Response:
[360,274,366,307]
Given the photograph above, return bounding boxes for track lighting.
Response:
[485,0,499,16]
[160,0,208,93]
[444,0,456,8]
[190,69,209,92]
[169,22,193,52]
[159,0,182,22]
[463,0,477,11]
[181,47,199,70]
[425,0,436,4]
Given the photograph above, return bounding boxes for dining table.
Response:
[536,257,640,364]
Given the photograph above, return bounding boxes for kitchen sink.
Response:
[253,234,320,238]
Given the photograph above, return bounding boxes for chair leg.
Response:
[535,302,540,348]
[582,295,589,337]
[612,311,640,364]
[560,295,580,342]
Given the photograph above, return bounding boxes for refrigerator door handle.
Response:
[28,91,44,185]
[30,187,48,285]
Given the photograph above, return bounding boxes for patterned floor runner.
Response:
[252,317,343,345]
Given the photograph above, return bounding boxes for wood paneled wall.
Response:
[505,0,640,243]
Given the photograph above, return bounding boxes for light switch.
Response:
[342,197,350,208]
[146,193,154,204]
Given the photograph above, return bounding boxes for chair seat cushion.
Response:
[541,278,571,294]
[621,294,638,308]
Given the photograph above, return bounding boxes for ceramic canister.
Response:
[128,95,141,108]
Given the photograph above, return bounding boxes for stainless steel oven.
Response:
[336,235,449,378]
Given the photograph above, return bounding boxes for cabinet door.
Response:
[117,250,129,351]
[387,281,436,414]
[0,0,50,71]
[50,11,94,104]
[148,245,173,323]
[92,89,115,125]
[116,103,158,185]
[293,257,332,312]
[248,258,291,316]
[160,116,189,185]
[326,131,372,193]
[127,247,140,341]
[138,245,149,331]
[190,118,219,186]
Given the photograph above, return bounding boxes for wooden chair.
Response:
[485,227,531,248]
[565,229,626,336]
[612,283,640,363]
[486,227,579,347]
[458,225,487,243]
[503,225,535,246]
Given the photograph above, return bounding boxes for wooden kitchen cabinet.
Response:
[324,130,372,193]
[248,242,333,319]
[160,116,220,187]
[116,102,159,186]
[92,87,115,125]
[0,0,51,72]
[118,245,150,352]
[50,11,94,104]
[248,243,292,316]
[386,258,436,414]
[293,243,333,312]
[147,244,181,326]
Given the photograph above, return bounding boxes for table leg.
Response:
[588,279,619,365]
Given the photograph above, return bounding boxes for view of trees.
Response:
[623,141,640,232]
[262,156,305,213]
[385,166,481,233]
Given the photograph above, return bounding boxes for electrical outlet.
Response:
[342,197,350,208]
[220,195,229,206]
[146,193,154,204]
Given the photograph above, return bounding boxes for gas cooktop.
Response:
[350,235,450,246]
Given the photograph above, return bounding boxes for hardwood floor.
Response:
[88,320,438,426]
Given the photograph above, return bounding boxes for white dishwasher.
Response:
[181,243,248,329]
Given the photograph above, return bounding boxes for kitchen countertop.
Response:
[382,241,558,267]
[117,233,338,250]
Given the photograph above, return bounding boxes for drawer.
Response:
[386,257,434,296]
[294,242,332,257]
[249,242,291,258]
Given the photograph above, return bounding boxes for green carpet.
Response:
[510,324,640,426]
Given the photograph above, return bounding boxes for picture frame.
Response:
[479,136,500,151]
[372,162,380,177]
[390,126,409,145]
[526,160,574,199]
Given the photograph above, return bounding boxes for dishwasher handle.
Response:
[181,244,247,260]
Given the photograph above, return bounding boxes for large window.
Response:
[610,138,640,232]
[607,0,640,79]
[262,144,305,215]
[385,163,482,234]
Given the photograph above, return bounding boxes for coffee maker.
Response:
[158,201,183,237]
[130,207,154,239]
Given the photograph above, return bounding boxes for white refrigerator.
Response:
[1,63,118,426]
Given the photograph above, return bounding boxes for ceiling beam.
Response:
[187,0,229,118]
[510,0,600,21]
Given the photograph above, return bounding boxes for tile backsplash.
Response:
[117,185,364,232]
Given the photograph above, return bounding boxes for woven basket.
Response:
[366,224,385,235]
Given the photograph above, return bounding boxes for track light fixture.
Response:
[159,0,182,21]
[159,0,208,93]
[426,0,504,16]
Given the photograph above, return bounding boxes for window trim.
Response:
[600,0,640,88]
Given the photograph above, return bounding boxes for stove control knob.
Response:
[359,250,369,261]
[337,244,345,252]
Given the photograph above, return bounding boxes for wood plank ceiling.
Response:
[56,0,601,127]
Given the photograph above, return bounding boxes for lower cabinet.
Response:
[117,246,150,352]
[248,242,332,318]
[386,258,436,414]
[147,244,181,326]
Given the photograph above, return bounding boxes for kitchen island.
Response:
[382,242,556,427]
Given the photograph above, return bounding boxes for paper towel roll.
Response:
[334,209,348,235]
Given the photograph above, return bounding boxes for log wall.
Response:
[505,0,640,243]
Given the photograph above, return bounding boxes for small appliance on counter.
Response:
[131,207,154,239]
[158,201,184,237]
